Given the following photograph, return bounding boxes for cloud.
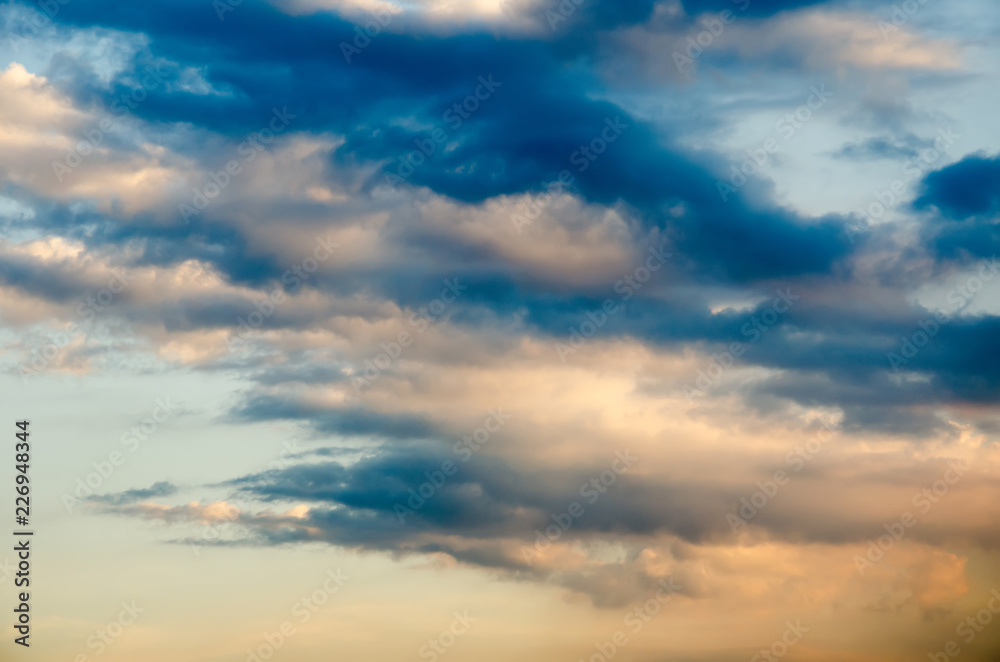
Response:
[606,7,960,86]
[88,481,178,505]
[831,134,932,161]
[716,10,960,72]
[0,63,189,215]
[911,153,1000,264]
[4,1,1000,655]
[99,499,242,524]
[916,153,1000,220]
[92,426,1000,611]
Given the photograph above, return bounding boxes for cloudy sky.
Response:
[3,0,1000,660]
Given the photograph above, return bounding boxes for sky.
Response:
[2,0,1000,660]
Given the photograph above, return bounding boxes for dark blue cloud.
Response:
[17,0,856,288]
[914,153,1000,261]
[4,0,992,435]
[916,153,1000,220]
[211,433,1000,561]
[230,394,440,439]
